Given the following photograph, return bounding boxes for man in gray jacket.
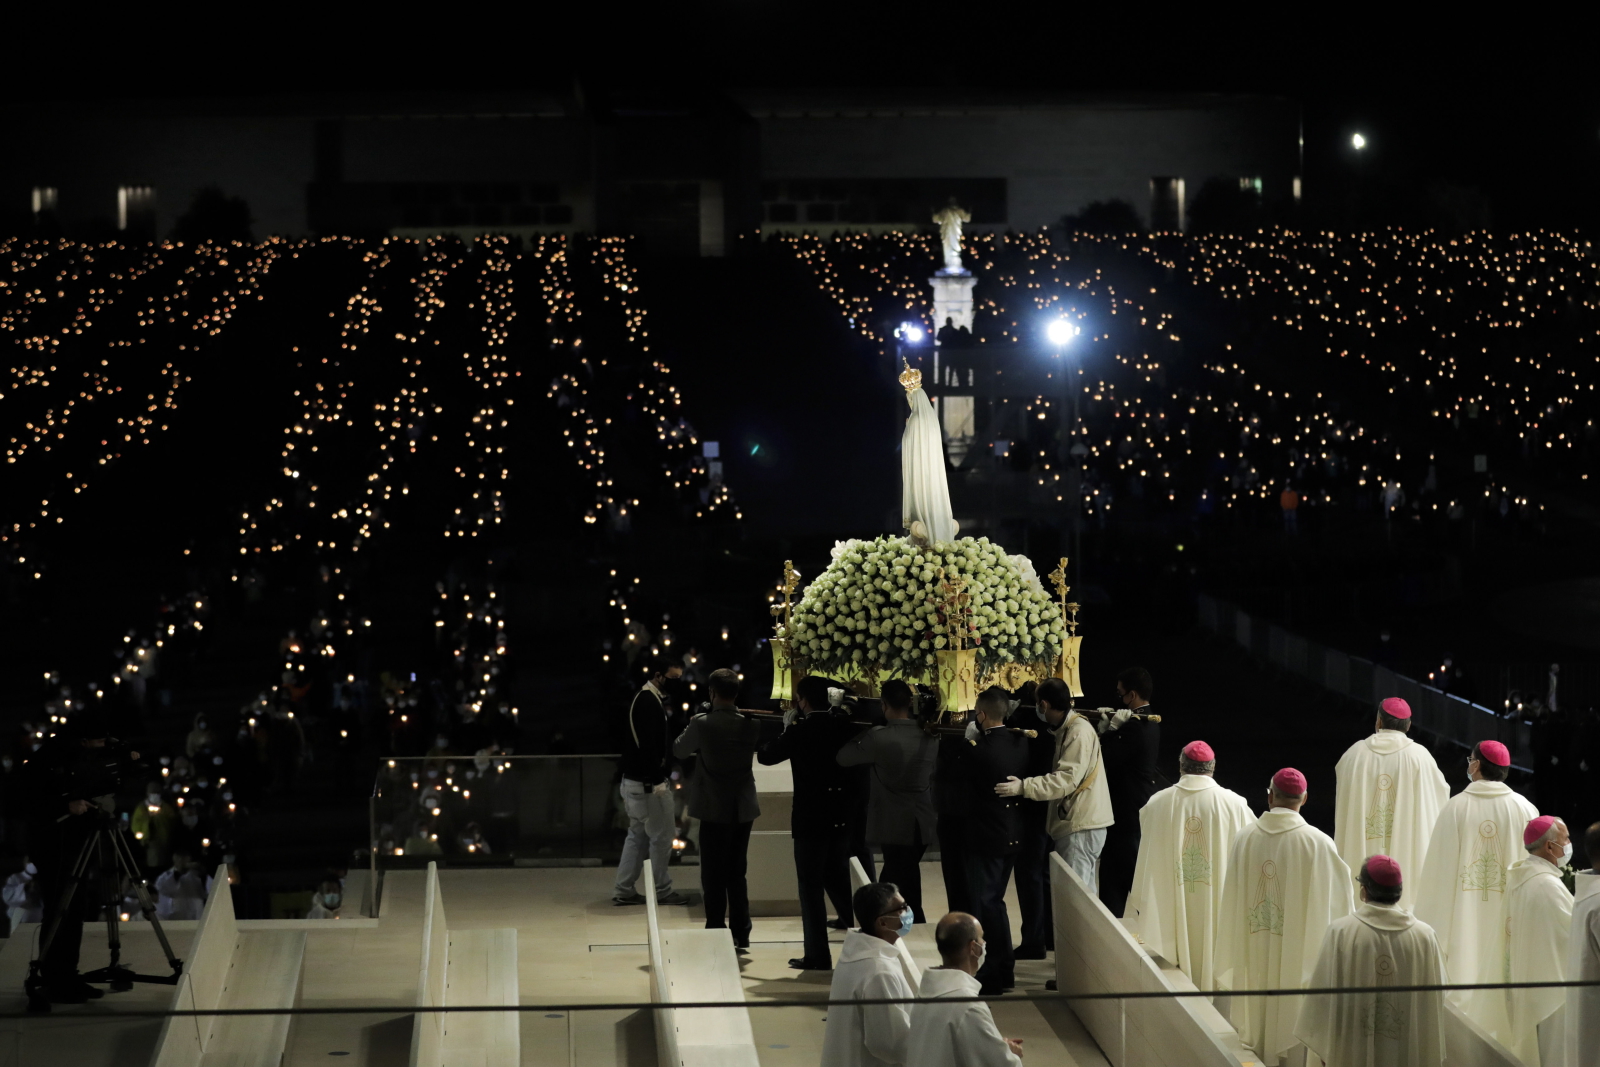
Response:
[673,668,760,948]
[995,677,1114,890]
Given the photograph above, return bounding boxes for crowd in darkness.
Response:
[0,232,731,920]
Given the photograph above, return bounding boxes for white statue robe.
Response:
[900,386,957,544]
[1294,902,1447,1067]
[1125,774,1254,991]
[1412,780,1538,1039]
[1333,730,1449,910]
[1565,872,1600,1067]
[1216,809,1355,1065]
[1504,854,1573,1067]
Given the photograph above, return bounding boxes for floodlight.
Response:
[899,322,926,344]
[1046,319,1076,346]
[1351,133,1367,150]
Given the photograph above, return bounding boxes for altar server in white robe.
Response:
[1296,855,1446,1067]
[1125,740,1253,991]
[1413,739,1537,1038]
[1217,768,1354,1066]
[1566,821,1600,1067]
[1505,816,1573,1067]
[1333,697,1449,910]
[905,912,1024,1067]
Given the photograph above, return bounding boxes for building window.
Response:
[31,187,58,216]
[1293,176,1303,203]
[1150,177,1185,232]
[1238,176,1263,196]
[117,186,156,234]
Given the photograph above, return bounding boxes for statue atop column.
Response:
[931,198,971,275]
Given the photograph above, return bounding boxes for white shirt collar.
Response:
[644,680,664,700]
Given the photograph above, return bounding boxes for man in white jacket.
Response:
[822,882,914,1067]
[906,912,1023,1067]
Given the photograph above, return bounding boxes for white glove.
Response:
[783,707,799,728]
[1097,708,1133,734]
[652,781,670,795]
[994,776,1023,797]
[964,719,980,741]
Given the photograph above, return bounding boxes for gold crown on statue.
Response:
[899,358,922,392]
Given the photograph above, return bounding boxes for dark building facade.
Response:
[4,89,1299,251]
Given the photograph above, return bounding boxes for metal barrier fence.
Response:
[371,754,629,872]
[1198,594,1533,771]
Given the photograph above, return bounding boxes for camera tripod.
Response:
[25,810,183,1012]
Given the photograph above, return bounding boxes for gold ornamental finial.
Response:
[899,358,923,392]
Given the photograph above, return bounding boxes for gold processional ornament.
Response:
[898,357,923,394]
[928,562,978,720]
[768,559,801,708]
[1048,556,1084,699]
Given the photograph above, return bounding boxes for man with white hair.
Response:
[1295,855,1446,1067]
[1216,768,1354,1066]
[1124,740,1253,991]
[1333,696,1450,910]
[1504,816,1573,1067]
[1414,740,1538,1038]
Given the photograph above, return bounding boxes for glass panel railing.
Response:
[371,755,637,870]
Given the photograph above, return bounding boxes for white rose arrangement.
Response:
[781,535,1065,679]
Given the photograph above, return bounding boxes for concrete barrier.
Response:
[149,864,306,1067]
[409,861,520,1067]
[644,858,759,1067]
[1051,853,1249,1067]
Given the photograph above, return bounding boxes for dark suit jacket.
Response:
[1009,705,1058,831]
[951,726,1031,856]
[1099,710,1160,823]
[837,719,938,846]
[674,707,761,824]
[757,711,861,838]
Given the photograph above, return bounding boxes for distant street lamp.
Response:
[1351,132,1368,150]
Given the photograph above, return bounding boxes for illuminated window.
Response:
[1238,176,1263,196]
[31,187,58,216]
[1293,176,1303,203]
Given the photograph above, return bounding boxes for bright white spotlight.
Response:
[1046,319,1076,346]
[1351,133,1367,150]
[899,322,925,344]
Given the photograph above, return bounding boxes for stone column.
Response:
[929,271,977,338]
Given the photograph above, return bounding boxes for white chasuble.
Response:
[1216,810,1354,1065]
[1413,780,1538,1038]
[1125,774,1254,991]
[1504,855,1572,1067]
[1565,873,1600,1067]
[1333,731,1449,910]
[1294,902,1446,1067]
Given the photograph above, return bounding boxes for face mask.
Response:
[24,862,36,876]
[896,906,914,938]
[974,940,988,971]
[147,793,162,807]
[182,814,199,829]
[1560,841,1575,867]
[323,893,341,908]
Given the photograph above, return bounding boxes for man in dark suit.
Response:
[758,675,860,970]
[1010,686,1059,958]
[1097,666,1160,917]
[673,668,761,949]
[953,686,1031,994]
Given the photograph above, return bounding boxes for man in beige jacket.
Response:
[995,677,1114,891]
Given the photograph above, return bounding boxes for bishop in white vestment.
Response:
[1413,740,1538,1039]
[1296,855,1446,1067]
[1125,740,1254,991]
[1216,768,1355,1066]
[1505,817,1574,1067]
[1566,824,1600,1067]
[1333,697,1449,910]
